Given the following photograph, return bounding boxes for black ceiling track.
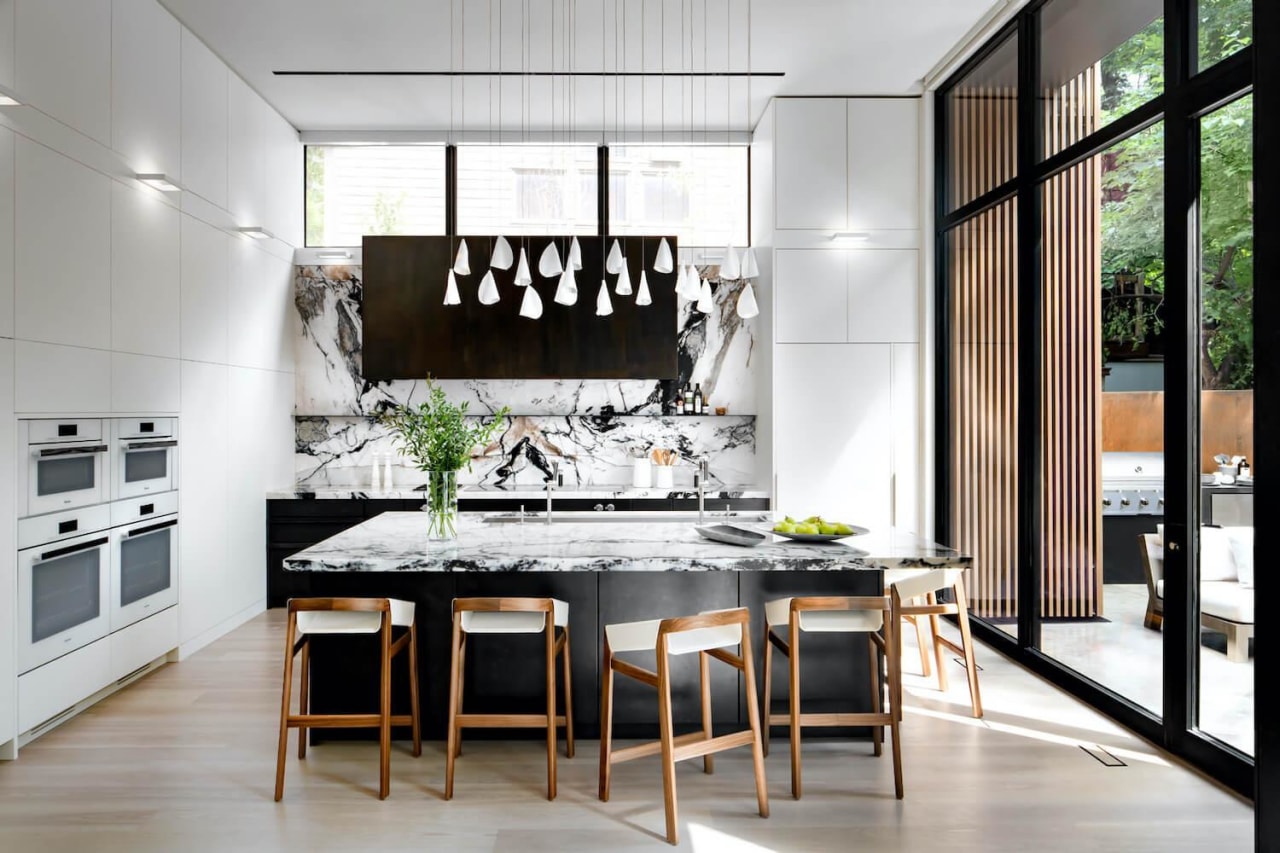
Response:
[274,70,784,77]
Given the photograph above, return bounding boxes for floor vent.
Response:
[1080,744,1127,767]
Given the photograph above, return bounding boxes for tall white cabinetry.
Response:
[758,97,923,533]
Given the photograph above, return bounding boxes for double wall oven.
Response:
[15,418,180,678]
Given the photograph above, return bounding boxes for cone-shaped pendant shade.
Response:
[453,239,471,275]
[615,255,633,296]
[568,236,583,270]
[554,267,578,305]
[696,277,714,314]
[736,281,759,318]
[605,240,623,274]
[491,236,514,270]
[654,238,674,274]
[443,270,462,305]
[741,246,759,279]
[675,264,689,298]
[538,242,563,278]
[519,284,543,319]
[514,248,532,286]
[477,270,500,305]
[596,279,614,316]
[720,244,741,280]
[636,270,653,306]
[678,264,701,299]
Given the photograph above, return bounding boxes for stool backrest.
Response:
[287,597,391,614]
[789,595,888,633]
[657,607,749,656]
[453,597,554,614]
[890,568,964,603]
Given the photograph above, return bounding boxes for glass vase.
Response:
[424,470,458,540]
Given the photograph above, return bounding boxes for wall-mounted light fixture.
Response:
[830,231,872,242]
[316,249,353,260]
[0,84,22,106]
[135,173,181,193]
[238,226,272,240]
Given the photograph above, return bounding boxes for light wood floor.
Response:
[0,609,1254,852]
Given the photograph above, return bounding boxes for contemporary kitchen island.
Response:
[283,512,971,741]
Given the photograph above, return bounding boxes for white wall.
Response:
[758,96,924,532]
[0,0,300,752]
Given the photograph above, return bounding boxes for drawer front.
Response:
[18,636,113,734]
[111,606,178,681]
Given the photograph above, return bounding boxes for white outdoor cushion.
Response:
[459,598,569,634]
[765,597,883,633]
[1199,527,1238,582]
[1225,527,1254,589]
[296,598,416,635]
[1155,580,1254,624]
[605,614,742,655]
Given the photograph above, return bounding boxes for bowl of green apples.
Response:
[767,515,869,542]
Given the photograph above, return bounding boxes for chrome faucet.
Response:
[545,461,560,525]
[695,457,709,524]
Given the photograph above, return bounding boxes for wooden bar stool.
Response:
[885,568,983,718]
[762,595,902,800]
[274,597,421,801]
[445,597,574,801]
[599,607,768,846]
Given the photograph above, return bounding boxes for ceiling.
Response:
[159,0,1006,134]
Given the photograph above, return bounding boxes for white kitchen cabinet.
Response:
[110,606,178,682]
[773,343,894,532]
[180,214,229,364]
[0,0,14,89]
[111,352,180,413]
[111,0,181,184]
[180,29,228,208]
[178,360,229,646]
[227,76,270,237]
[14,0,112,146]
[848,100,920,231]
[112,183,180,358]
[15,137,111,350]
[14,340,110,413]
[846,249,919,343]
[0,338,15,753]
[228,239,294,371]
[17,635,112,735]
[774,99,847,230]
[0,124,13,338]
[891,344,920,533]
[774,249,847,343]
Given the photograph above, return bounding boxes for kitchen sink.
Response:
[481,510,771,524]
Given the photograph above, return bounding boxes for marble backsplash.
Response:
[293,263,760,488]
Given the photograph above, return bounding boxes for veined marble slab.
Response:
[283,512,972,573]
[268,484,771,501]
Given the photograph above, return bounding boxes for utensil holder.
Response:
[632,458,652,488]
[654,465,674,489]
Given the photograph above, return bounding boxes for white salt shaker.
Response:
[370,453,382,492]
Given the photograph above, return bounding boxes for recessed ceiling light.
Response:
[238,226,272,240]
[136,173,181,192]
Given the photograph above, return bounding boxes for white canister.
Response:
[654,465,674,489]
[632,458,652,488]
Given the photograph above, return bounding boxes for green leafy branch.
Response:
[379,380,510,473]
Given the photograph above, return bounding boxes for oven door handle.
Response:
[40,536,109,561]
[38,444,109,458]
[125,440,178,451]
[127,519,179,537]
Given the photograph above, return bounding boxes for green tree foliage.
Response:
[305,147,326,246]
[1097,0,1252,389]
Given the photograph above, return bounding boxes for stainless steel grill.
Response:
[1101,452,1164,516]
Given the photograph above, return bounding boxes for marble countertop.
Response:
[283,512,971,573]
[268,484,771,501]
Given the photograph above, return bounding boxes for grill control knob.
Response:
[1120,498,1131,507]
[1102,498,1112,507]
[1139,497,1150,507]
[605,503,616,512]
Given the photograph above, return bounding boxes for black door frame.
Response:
[934,0,1259,801]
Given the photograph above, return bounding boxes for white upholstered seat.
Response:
[296,598,416,635]
[764,597,884,633]
[459,598,569,633]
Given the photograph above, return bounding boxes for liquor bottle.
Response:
[674,386,684,415]
[683,384,694,414]
[693,383,703,414]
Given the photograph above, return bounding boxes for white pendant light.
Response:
[678,264,701,300]
[596,279,614,316]
[736,281,759,319]
[605,240,623,274]
[477,270,500,305]
[696,277,715,314]
[491,236,514,270]
[615,255,633,296]
[720,244,741,281]
[568,236,583,270]
[741,247,759,280]
[539,242,563,278]
[554,267,578,306]
[519,284,543,319]
[514,248,533,286]
[636,270,652,306]
[654,238,674,274]
[453,239,471,275]
[443,269,462,306]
